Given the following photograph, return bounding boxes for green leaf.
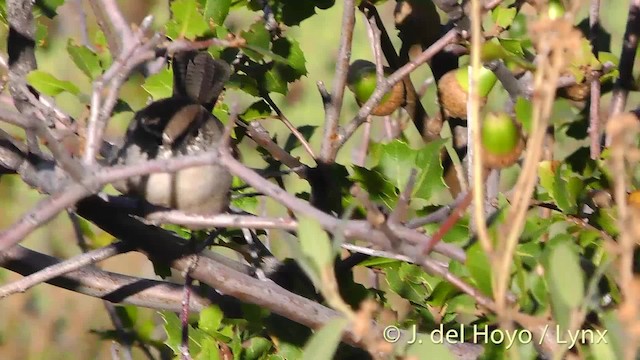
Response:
[598,51,619,67]
[376,140,417,191]
[428,281,460,307]
[35,0,64,18]
[514,97,533,133]
[499,38,525,57]
[302,318,348,360]
[241,21,271,61]
[284,125,316,152]
[492,7,517,29]
[26,70,80,96]
[199,305,223,334]
[160,311,199,355]
[297,216,334,270]
[385,263,431,304]
[35,21,48,48]
[552,164,583,214]
[402,333,456,359]
[228,73,260,97]
[93,31,113,68]
[466,243,493,296]
[114,305,137,329]
[358,257,402,267]
[271,38,308,80]
[244,337,273,360]
[196,340,220,360]
[142,68,173,100]
[350,166,398,209]
[545,236,584,330]
[167,0,209,39]
[264,68,288,94]
[203,0,232,24]
[67,39,102,80]
[242,100,272,120]
[413,138,447,202]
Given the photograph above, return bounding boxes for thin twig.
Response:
[83,18,159,166]
[240,119,308,177]
[607,113,639,359]
[319,0,356,163]
[262,93,316,159]
[388,169,417,225]
[353,117,371,166]
[69,212,137,359]
[422,191,473,255]
[74,0,94,51]
[0,241,132,298]
[406,191,470,228]
[88,0,135,58]
[589,0,602,159]
[468,0,494,257]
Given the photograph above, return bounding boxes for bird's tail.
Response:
[172,51,232,112]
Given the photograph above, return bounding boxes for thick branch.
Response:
[0,245,215,312]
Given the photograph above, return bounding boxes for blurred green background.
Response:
[0,0,636,358]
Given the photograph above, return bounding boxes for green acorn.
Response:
[481,112,525,169]
[437,67,497,120]
[547,0,565,19]
[347,60,406,116]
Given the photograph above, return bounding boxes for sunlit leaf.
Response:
[26,70,80,96]
[67,39,102,80]
[167,0,209,39]
[142,68,173,100]
[203,0,232,24]
[302,318,347,360]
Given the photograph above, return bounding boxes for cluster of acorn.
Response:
[346,59,524,170]
[344,0,603,172]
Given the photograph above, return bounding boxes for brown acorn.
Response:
[347,60,406,116]
[481,112,525,169]
[437,67,497,120]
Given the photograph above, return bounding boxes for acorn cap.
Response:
[628,190,640,209]
[481,112,525,169]
[558,81,590,102]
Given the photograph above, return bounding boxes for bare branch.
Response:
[388,169,417,225]
[0,245,215,312]
[88,0,135,58]
[262,93,316,160]
[0,241,132,298]
[241,120,308,177]
[319,0,356,163]
[422,191,473,255]
[145,211,298,231]
[589,0,602,159]
[83,25,162,165]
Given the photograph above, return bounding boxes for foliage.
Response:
[1,0,639,359]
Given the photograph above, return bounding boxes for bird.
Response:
[110,51,234,217]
